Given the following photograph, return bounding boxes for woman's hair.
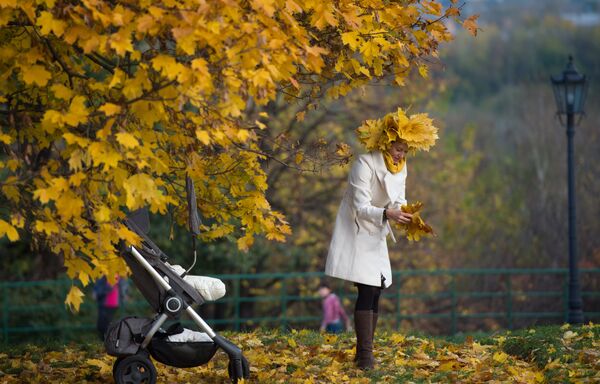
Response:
[390,138,408,147]
[318,281,330,289]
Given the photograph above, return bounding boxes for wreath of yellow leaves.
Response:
[356,108,439,152]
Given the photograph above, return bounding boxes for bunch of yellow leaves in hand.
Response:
[392,202,434,242]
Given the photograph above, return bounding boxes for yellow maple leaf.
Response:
[422,0,443,16]
[0,133,12,144]
[195,129,211,145]
[341,31,363,51]
[237,129,250,142]
[152,55,183,80]
[288,337,297,348]
[99,103,122,116]
[392,201,434,242]
[34,220,60,235]
[0,219,19,241]
[56,193,84,221]
[310,3,338,30]
[237,234,254,251]
[418,64,429,78]
[94,206,112,223]
[63,96,89,126]
[438,361,458,371]
[117,225,140,246]
[360,40,380,63]
[335,142,351,157]
[36,11,66,37]
[20,64,52,87]
[50,84,74,100]
[65,286,84,312]
[493,351,509,364]
[86,359,112,375]
[463,15,480,37]
[109,30,134,55]
[116,132,139,148]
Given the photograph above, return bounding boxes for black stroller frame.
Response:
[108,208,250,384]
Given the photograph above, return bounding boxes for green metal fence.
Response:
[2,268,600,342]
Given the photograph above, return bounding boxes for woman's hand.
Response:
[385,208,413,224]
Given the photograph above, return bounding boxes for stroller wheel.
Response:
[113,354,157,384]
[227,355,250,383]
[113,357,124,378]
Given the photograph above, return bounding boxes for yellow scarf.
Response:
[383,151,405,174]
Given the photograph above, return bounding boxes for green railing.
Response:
[2,268,600,342]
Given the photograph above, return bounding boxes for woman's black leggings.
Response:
[355,283,382,313]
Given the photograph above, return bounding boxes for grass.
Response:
[1,324,599,383]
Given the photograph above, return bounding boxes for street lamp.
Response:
[550,55,588,325]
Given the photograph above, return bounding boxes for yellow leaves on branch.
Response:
[0,0,471,289]
[463,15,481,37]
[393,202,435,242]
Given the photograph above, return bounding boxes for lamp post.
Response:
[550,56,587,325]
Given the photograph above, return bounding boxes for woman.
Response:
[325,108,438,370]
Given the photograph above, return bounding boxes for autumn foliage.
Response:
[0,0,476,307]
[393,201,434,242]
[2,324,600,383]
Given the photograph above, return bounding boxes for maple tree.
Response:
[0,0,476,307]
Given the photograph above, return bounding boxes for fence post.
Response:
[2,283,8,343]
[280,278,288,331]
[61,283,69,342]
[562,274,569,324]
[396,274,402,329]
[450,274,457,335]
[233,277,241,331]
[506,274,513,330]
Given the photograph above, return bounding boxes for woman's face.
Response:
[387,141,409,164]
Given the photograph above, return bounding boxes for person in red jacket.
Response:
[318,282,351,334]
[93,275,127,340]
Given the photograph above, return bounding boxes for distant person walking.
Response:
[325,108,438,370]
[318,282,351,334]
[93,275,127,340]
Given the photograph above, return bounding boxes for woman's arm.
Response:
[386,167,412,224]
[349,156,385,226]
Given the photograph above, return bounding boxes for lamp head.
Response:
[551,56,587,118]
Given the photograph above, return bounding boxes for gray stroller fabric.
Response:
[105,316,154,357]
[122,246,205,313]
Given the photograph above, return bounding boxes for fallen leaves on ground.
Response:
[1,324,599,383]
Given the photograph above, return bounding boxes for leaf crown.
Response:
[356,108,439,152]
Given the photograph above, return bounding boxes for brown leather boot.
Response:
[352,312,378,362]
[354,310,374,370]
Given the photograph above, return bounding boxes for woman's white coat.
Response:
[325,151,407,288]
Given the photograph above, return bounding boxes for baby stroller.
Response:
[104,177,250,383]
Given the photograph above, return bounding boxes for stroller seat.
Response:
[167,264,226,302]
